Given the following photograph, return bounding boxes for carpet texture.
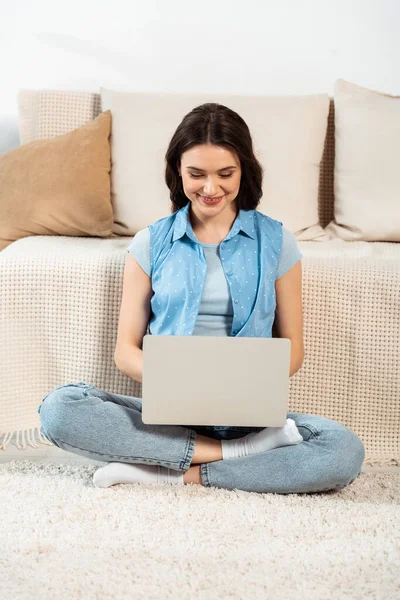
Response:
[1,460,399,599]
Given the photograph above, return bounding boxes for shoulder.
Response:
[126,227,151,276]
[276,227,303,280]
[134,227,150,240]
[281,227,303,255]
[148,210,178,231]
[251,211,303,268]
[126,227,150,252]
[253,210,284,230]
[128,226,150,242]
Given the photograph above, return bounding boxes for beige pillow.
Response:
[0,110,113,251]
[100,88,330,240]
[324,79,400,241]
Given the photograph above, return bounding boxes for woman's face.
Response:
[178,144,242,218]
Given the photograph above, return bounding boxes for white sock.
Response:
[93,462,184,488]
[221,418,303,460]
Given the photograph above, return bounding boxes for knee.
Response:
[38,383,88,439]
[345,428,365,470]
[335,428,365,485]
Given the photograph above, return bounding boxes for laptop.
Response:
[141,335,291,428]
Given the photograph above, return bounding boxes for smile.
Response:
[198,194,224,205]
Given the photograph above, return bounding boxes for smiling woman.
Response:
[38,100,365,496]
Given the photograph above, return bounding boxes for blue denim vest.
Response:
[148,202,283,338]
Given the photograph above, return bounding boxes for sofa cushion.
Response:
[325,78,400,241]
[100,88,330,241]
[0,110,113,251]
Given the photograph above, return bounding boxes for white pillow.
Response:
[100,88,330,240]
[324,79,400,241]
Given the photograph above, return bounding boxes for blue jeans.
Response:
[37,381,365,494]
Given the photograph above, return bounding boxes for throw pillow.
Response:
[324,78,400,241]
[0,110,113,251]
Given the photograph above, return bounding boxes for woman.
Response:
[38,102,365,493]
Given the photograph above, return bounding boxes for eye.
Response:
[189,173,233,179]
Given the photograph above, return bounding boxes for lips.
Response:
[198,194,224,204]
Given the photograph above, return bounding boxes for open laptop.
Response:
[141,335,291,428]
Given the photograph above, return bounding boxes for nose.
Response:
[202,178,222,196]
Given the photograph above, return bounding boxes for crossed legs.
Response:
[183,434,223,485]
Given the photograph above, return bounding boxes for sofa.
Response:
[0,81,399,467]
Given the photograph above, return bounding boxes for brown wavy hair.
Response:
[165,103,264,213]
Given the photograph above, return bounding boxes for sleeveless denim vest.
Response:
[148,202,283,338]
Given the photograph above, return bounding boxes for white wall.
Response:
[1,0,399,154]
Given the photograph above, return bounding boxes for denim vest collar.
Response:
[172,201,256,244]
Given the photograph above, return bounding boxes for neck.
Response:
[189,202,239,234]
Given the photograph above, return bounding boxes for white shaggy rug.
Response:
[1,460,399,599]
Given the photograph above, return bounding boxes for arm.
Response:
[115,346,144,384]
[288,341,304,377]
[114,252,152,384]
[274,260,305,377]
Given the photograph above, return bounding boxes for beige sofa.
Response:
[0,86,399,467]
